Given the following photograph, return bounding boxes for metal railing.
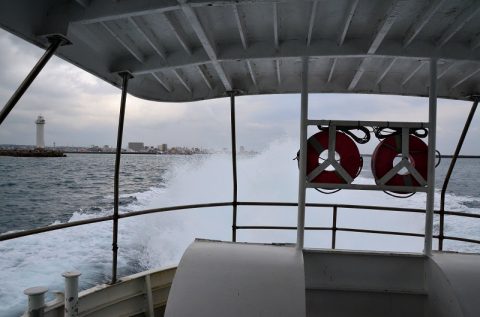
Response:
[2,200,479,247]
[235,201,480,248]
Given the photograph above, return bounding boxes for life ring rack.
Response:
[296,121,437,197]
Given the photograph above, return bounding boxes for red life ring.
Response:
[371,135,428,188]
[306,131,362,183]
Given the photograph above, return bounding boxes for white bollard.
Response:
[62,271,81,317]
[24,286,48,317]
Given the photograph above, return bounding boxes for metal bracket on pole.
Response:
[111,71,133,284]
[0,35,69,126]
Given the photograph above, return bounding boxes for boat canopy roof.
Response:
[1,0,480,102]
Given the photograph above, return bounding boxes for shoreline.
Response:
[63,151,205,155]
[0,149,66,157]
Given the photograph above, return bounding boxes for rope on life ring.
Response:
[371,134,428,193]
[305,131,362,184]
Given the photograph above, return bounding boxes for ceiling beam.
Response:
[128,17,167,60]
[327,58,336,83]
[470,33,480,50]
[67,0,179,25]
[178,0,232,91]
[209,65,231,92]
[437,2,480,47]
[151,72,172,92]
[376,57,397,84]
[437,61,455,80]
[67,0,299,25]
[114,39,480,75]
[246,60,258,87]
[401,61,425,86]
[337,0,359,46]
[162,12,192,55]
[348,0,406,90]
[196,65,213,90]
[74,0,90,8]
[403,0,446,47]
[273,2,279,49]
[451,67,480,89]
[100,21,144,63]
[69,23,106,54]
[368,0,406,54]
[348,58,369,90]
[232,5,248,49]
[172,69,192,92]
[306,1,318,46]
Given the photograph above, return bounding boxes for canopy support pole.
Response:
[0,36,66,125]
[296,57,309,250]
[424,58,437,256]
[111,72,132,284]
[229,91,238,242]
[439,97,479,250]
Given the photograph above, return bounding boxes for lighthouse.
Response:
[35,115,45,148]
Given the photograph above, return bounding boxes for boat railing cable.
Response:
[2,202,479,251]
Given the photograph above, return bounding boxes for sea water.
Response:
[0,140,479,316]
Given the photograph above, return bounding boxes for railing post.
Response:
[229,91,238,242]
[296,56,309,250]
[424,58,437,256]
[144,275,155,317]
[0,36,67,126]
[62,271,81,317]
[332,206,338,249]
[112,72,133,284]
[24,286,48,317]
[439,98,479,250]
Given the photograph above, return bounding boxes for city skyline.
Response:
[0,29,479,154]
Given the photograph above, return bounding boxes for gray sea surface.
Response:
[0,154,191,233]
[0,152,479,316]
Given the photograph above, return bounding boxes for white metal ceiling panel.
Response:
[1,0,480,102]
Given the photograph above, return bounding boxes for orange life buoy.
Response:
[306,131,362,183]
[371,135,428,188]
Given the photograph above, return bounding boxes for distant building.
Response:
[128,142,144,152]
[158,144,168,152]
[240,146,245,153]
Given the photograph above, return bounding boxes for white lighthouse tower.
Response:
[35,115,45,148]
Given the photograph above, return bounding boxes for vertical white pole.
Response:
[63,271,81,317]
[24,286,48,317]
[424,58,437,255]
[145,275,155,317]
[296,57,309,250]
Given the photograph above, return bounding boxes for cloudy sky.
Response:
[0,28,479,154]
